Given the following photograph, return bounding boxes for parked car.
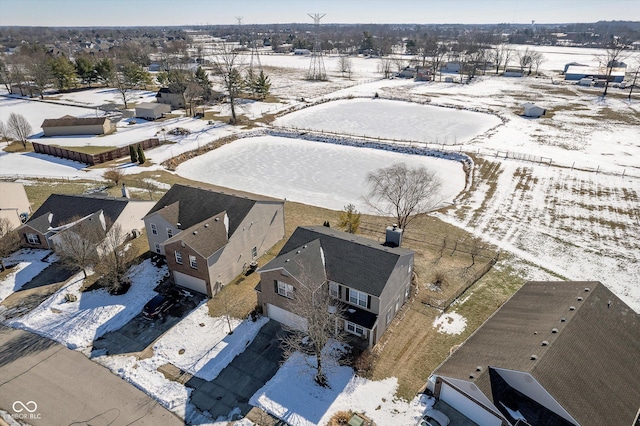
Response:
[417,409,450,426]
[142,293,177,319]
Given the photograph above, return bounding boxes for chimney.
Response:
[385,224,403,247]
[121,182,129,198]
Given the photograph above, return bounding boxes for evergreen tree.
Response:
[194,66,212,99]
[129,144,137,163]
[50,56,78,91]
[253,70,271,100]
[136,144,146,164]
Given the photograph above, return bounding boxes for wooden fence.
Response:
[32,138,160,166]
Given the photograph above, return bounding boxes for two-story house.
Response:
[256,225,414,348]
[18,193,153,251]
[143,184,285,297]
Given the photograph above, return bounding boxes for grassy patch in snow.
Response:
[3,141,34,153]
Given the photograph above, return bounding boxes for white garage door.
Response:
[173,271,208,295]
[267,304,307,331]
[440,382,503,426]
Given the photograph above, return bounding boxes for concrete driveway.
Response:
[187,320,288,420]
[0,325,181,426]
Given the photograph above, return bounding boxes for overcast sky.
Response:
[1,0,638,27]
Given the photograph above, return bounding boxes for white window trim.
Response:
[175,250,183,264]
[189,255,197,269]
[386,307,394,326]
[349,289,368,308]
[167,228,173,238]
[154,243,161,254]
[251,246,258,259]
[345,320,365,337]
[151,223,157,235]
[27,234,39,244]
[329,282,339,298]
[277,281,294,299]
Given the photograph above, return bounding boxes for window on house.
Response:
[329,282,339,298]
[252,246,258,259]
[277,281,294,299]
[189,255,197,269]
[386,307,394,326]
[349,289,368,308]
[174,250,183,264]
[167,228,173,238]
[151,223,157,235]
[345,321,365,337]
[154,243,161,254]
[405,284,410,299]
[26,234,40,244]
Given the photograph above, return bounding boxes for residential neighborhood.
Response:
[0,4,638,426]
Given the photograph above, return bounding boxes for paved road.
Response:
[0,325,182,426]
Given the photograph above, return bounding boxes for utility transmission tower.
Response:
[249,25,262,73]
[307,13,327,81]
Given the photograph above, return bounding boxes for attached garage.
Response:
[267,303,307,331]
[173,270,208,295]
[439,381,504,426]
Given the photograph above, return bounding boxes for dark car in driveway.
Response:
[142,292,178,320]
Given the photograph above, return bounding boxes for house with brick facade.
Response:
[143,184,285,297]
[255,225,414,348]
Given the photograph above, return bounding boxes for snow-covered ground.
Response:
[274,98,502,145]
[0,249,53,303]
[432,312,467,335]
[8,259,164,349]
[250,351,433,426]
[176,135,467,213]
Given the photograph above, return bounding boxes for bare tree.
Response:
[491,43,510,74]
[280,269,347,387]
[0,218,21,271]
[0,120,8,142]
[337,204,361,234]
[54,216,102,278]
[531,51,546,75]
[337,55,353,79]
[517,47,533,74]
[365,163,443,231]
[7,112,32,148]
[628,56,639,100]
[211,43,245,124]
[598,38,629,97]
[94,222,136,294]
[103,166,125,186]
[378,57,393,79]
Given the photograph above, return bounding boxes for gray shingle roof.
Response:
[165,211,228,258]
[265,226,413,297]
[26,194,132,233]
[433,281,640,426]
[146,184,280,237]
[259,238,327,289]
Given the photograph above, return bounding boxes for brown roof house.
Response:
[18,193,154,252]
[255,225,414,348]
[143,184,285,297]
[0,182,32,230]
[41,116,115,136]
[425,281,640,426]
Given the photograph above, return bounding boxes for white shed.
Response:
[523,103,546,118]
[135,102,171,120]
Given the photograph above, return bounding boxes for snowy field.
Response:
[274,98,502,144]
[176,135,467,213]
[0,249,53,303]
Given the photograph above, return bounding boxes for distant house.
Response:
[425,281,640,426]
[255,225,414,348]
[522,103,546,118]
[10,83,41,97]
[441,62,462,73]
[143,184,285,297]
[564,65,625,83]
[294,49,310,55]
[18,194,153,251]
[0,182,31,230]
[397,67,417,79]
[503,69,524,77]
[41,116,115,137]
[156,88,185,109]
[135,102,171,120]
[415,67,433,81]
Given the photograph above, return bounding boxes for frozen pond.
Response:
[274,99,502,145]
[176,135,466,213]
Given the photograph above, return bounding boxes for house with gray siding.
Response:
[143,184,285,297]
[255,226,414,348]
[18,194,153,252]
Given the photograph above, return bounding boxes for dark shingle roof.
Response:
[165,211,228,258]
[265,226,413,297]
[433,281,640,426]
[26,194,132,233]
[146,184,277,237]
[259,238,327,289]
[41,116,109,128]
